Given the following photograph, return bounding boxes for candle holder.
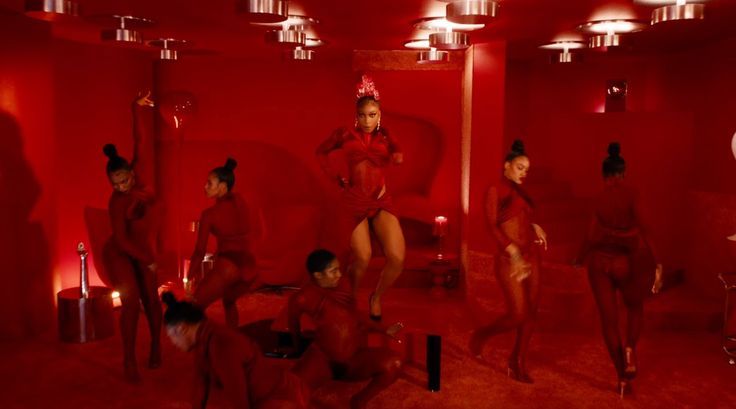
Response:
[433,216,448,260]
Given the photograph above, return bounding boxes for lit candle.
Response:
[434,216,448,237]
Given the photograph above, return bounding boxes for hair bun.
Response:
[607,142,621,158]
[103,144,118,159]
[511,139,525,155]
[161,291,177,308]
[224,158,237,171]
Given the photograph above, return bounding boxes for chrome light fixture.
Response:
[237,0,288,23]
[97,15,153,44]
[287,37,325,61]
[147,38,189,60]
[539,41,586,63]
[445,0,498,24]
[264,15,318,47]
[414,17,482,51]
[578,19,647,49]
[404,39,449,64]
[25,0,79,21]
[640,0,706,25]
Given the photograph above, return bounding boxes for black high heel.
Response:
[507,359,534,384]
[368,293,382,322]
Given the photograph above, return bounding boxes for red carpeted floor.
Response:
[1,287,734,409]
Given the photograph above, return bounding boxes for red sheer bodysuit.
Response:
[188,192,256,280]
[287,279,402,408]
[192,320,309,409]
[316,127,401,225]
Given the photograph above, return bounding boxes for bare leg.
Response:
[369,210,406,318]
[193,258,239,326]
[343,348,403,409]
[348,219,372,299]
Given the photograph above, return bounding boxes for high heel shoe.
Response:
[368,293,382,322]
[507,359,534,384]
[624,346,637,379]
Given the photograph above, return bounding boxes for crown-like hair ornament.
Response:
[356,74,380,101]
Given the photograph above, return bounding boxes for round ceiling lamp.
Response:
[252,15,319,30]
[445,0,498,24]
[96,15,153,44]
[651,1,705,25]
[577,19,647,49]
[237,0,288,23]
[539,41,585,63]
[403,39,431,49]
[429,31,469,50]
[265,29,306,47]
[413,16,485,32]
[25,0,79,21]
[418,48,450,64]
[147,38,189,60]
[289,46,314,61]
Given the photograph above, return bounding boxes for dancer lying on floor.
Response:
[163,292,309,409]
[287,249,403,409]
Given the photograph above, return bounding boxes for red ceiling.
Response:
[2,0,736,59]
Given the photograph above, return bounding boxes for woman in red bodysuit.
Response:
[101,91,162,382]
[577,142,663,397]
[187,158,259,328]
[469,140,548,383]
[288,249,403,409]
[316,75,404,321]
[162,292,309,409]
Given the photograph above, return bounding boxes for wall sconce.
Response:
[605,80,628,112]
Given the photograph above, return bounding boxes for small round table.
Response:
[57,286,115,343]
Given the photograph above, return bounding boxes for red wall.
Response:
[0,12,151,338]
[504,39,736,297]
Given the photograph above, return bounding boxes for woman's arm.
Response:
[316,128,348,186]
[130,91,154,186]
[485,186,515,256]
[383,129,403,164]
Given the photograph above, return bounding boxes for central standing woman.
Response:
[469,139,548,383]
[316,75,405,321]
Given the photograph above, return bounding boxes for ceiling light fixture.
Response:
[263,15,318,47]
[577,19,647,49]
[25,0,80,21]
[96,15,153,44]
[414,17,481,50]
[289,46,314,61]
[237,0,288,23]
[147,38,189,60]
[644,0,706,25]
[418,48,450,64]
[445,0,498,24]
[539,41,586,63]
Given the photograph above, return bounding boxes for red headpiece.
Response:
[355,74,380,101]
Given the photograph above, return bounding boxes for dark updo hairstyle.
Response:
[356,95,380,111]
[504,139,527,163]
[211,158,237,191]
[602,142,626,178]
[306,249,336,275]
[162,292,205,326]
[103,143,131,174]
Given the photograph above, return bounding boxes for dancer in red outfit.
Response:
[187,158,259,328]
[469,140,548,383]
[162,292,309,409]
[316,75,404,321]
[287,249,403,409]
[576,142,663,397]
[101,91,162,382]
